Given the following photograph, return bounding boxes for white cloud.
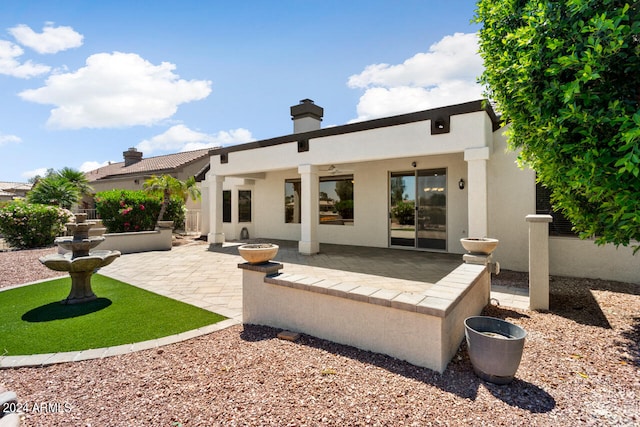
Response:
[18,51,212,129]
[79,160,112,172]
[0,40,51,78]
[21,167,49,179]
[9,23,83,54]
[0,133,22,146]
[348,32,484,121]
[137,125,254,154]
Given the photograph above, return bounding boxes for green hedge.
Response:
[0,201,72,249]
[95,190,184,233]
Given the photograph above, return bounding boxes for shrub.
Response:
[0,201,72,249]
[476,0,640,252]
[95,190,184,233]
[164,198,186,230]
[392,200,415,225]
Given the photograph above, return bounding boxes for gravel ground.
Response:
[0,248,638,426]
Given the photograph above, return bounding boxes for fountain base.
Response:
[61,271,98,305]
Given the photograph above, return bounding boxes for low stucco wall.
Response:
[241,262,489,373]
[96,228,172,254]
[549,238,640,284]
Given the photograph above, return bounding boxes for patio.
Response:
[100,239,529,321]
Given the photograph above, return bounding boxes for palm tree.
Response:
[26,167,93,210]
[57,167,93,198]
[27,175,80,209]
[180,176,201,204]
[143,175,200,226]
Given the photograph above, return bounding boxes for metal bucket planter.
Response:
[464,316,526,385]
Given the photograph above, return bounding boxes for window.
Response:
[319,175,354,225]
[535,182,577,236]
[285,179,301,223]
[238,190,252,222]
[222,190,231,223]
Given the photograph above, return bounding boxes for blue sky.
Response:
[0,0,484,182]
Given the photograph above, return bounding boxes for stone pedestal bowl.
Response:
[238,244,279,264]
[460,238,499,255]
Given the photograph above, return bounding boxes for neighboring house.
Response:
[84,148,210,231]
[0,182,32,202]
[200,99,639,284]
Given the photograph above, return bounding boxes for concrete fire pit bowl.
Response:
[460,238,499,255]
[238,243,279,265]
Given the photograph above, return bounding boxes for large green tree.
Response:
[475,0,640,252]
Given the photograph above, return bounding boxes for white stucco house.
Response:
[199,99,639,284]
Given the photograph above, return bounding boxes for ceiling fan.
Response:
[323,164,355,175]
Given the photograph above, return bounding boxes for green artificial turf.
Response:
[0,274,226,355]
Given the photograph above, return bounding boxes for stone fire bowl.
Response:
[238,244,279,264]
[460,238,499,255]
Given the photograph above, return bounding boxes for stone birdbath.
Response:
[39,213,120,304]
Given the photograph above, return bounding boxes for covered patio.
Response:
[201,100,501,257]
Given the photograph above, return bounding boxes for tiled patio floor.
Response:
[100,239,530,322]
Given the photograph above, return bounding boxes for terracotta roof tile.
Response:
[0,182,32,191]
[85,149,210,182]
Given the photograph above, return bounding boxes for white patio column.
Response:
[464,147,490,238]
[298,164,319,254]
[207,174,225,246]
[200,179,210,236]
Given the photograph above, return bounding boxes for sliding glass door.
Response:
[389,169,447,250]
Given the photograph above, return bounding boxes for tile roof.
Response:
[85,149,210,182]
[0,182,32,191]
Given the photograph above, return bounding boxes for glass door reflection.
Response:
[417,169,446,250]
[389,169,447,250]
[389,172,416,247]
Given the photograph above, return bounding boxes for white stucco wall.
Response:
[487,127,536,272]
[549,238,639,284]
[212,112,492,178]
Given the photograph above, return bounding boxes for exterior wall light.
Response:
[459,178,465,190]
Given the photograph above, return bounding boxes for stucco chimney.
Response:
[290,99,323,133]
[123,147,143,166]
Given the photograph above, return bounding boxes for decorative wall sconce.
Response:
[458,178,465,190]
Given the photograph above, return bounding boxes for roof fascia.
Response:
[209,99,499,158]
